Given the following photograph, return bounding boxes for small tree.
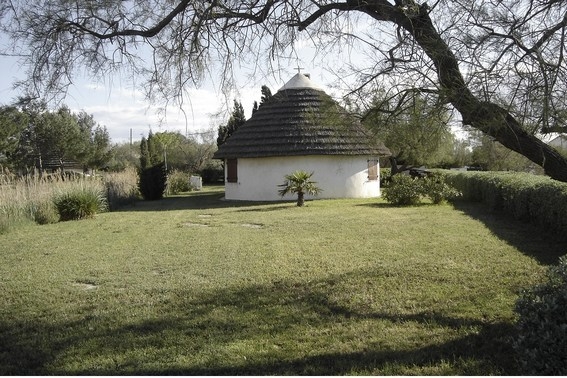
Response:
[278,170,322,207]
[217,99,246,149]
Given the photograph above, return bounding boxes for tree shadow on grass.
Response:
[451,200,567,265]
[0,268,520,375]
[116,187,284,212]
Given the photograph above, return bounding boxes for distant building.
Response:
[213,73,391,201]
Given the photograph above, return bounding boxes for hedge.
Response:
[443,171,567,238]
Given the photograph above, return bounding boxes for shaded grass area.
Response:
[1,186,565,375]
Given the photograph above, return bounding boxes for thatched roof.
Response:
[213,73,391,159]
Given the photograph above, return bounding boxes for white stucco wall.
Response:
[223,155,381,201]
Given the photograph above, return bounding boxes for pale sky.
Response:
[0,40,335,144]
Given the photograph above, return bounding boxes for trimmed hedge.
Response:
[443,171,567,238]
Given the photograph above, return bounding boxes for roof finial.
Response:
[295,66,303,74]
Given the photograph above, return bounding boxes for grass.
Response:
[1,185,565,375]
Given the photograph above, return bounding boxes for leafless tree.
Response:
[2,0,567,180]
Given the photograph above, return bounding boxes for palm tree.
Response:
[278,170,322,206]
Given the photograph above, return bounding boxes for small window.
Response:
[227,159,238,183]
[367,159,378,181]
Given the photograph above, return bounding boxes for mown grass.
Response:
[1,185,565,375]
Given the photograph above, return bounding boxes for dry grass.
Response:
[0,168,139,232]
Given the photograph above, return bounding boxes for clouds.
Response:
[69,84,225,143]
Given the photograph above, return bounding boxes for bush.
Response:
[167,170,191,195]
[380,168,392,188]
[200,166,224,183]
[382,174,423,206]
[443,170,567,237]
[54,186,108,221]
[514,255,567,375]
[138,163,167,201]
[422,172,460,204]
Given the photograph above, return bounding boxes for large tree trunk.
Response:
[365,2,567,182]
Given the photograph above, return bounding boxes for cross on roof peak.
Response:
[295,66,304,74]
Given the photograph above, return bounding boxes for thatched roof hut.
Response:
[214,73,391,201]
[214,74,390,159]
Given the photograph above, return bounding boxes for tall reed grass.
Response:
[104,167,140,210]
[0,167,139,233]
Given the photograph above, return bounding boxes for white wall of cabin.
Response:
[223,155,381,201]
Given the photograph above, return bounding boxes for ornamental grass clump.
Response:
[54,184,108,221]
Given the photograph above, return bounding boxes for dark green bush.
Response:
[382,174,423,206]
[514,255,567,375]
[54,187,108,221]
[138,163,167,200]
[200,167,224,183]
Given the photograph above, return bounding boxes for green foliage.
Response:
[380,168,392,188]
[382,174,423,206]
[200,165,224,183]
[443,170,567,237]
[14,104,111,172]
[167,170,191,195]
[0,106,28,170]
[422,172,460,204]
[138,163,167,200]
[217,99,246,148]
[469,131,544,174]
[140,137,149,169]
[363,92,454,167]
[514,255,567,375]
[53,185,108,221]
[278,170,322,206]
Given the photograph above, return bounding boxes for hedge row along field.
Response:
[443,171,567,239]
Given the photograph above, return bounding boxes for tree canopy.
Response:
[0,103,111,172]
[2,0,567,180]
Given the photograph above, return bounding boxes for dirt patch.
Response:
[182,222,210,227]
[72,281,98,290]
[241,223,263,229]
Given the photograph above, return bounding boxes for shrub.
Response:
[382,174,423,206]
[443,170,567,237]
[167,170,191,195]
[380,168,392,188]
[200,166,224,183]
[422,172,460,204]
[514,255,567,375]
[138,163,167,200]
[54,186,108,221]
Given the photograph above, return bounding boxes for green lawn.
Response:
[1,185,565,375]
